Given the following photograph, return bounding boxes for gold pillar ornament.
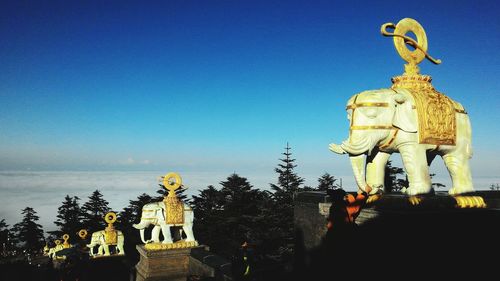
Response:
[104,212,118,245]
[162,172,184,225]
[62,234,71,249]
[381,18,461,145]
[78,229,88,239]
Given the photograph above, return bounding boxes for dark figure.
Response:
[231,240,255,281]
[306,189,367,281]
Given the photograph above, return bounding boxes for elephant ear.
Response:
[392,91,418,133]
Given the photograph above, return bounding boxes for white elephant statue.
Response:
[86,229,125,256]
[330,88,474,196]
[133,201,195,244]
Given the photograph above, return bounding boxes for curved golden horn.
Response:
[381,22,441,65]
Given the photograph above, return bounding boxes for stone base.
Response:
[295,190,500,250]
[135,244,204,281]
[294,191,500,279]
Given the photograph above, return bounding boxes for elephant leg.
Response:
[160,224,173,244]
[182,224,195,242]
[399,143,431,195]
[151,225,161,243]
[103,244,110,256]
[98,245,104,256]
[366,151,391,194]
[442,152,474,195]
[117,235,125,255]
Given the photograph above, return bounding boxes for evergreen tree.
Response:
[119,193,152,227]
[0,219,9,254]
[384,160,405,192]
[192,175,269,258]
[191,185,227,257]
[269,143,304,260]
[48,195,83,238]
[270,143,305,196]
[316,172,339,191]
[81,190,111,233]
[118,193,153,261]
[154,184,189,202]
[12,207,45,253]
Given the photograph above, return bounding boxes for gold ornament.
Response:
[382,18,465,146]
[381,18,441,70]
[62,234,70,248]
[144,240,198,251]
[161,172,185,225]
[78,229,88,239]
[104,212,118,245]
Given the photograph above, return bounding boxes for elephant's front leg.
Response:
[160,224,173,244]
[102,244,111,256]
[151,225,161,243]
[399,143,431,195]
[366,151,391,194]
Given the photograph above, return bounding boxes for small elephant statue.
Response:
[44,240,64,259]
[133,201,195,244]
[330,88,474,196]
[86,229,125,256]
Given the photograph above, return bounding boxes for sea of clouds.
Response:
[0,170,498,233]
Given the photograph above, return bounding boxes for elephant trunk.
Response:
[133,220,150,230]
[350,154,371,193]
[139,229,148,244]
[340,136,377,156]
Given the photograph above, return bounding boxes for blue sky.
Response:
[1,1,499,183]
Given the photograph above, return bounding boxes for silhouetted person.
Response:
[231,240,255,281]
[308,189,367,280]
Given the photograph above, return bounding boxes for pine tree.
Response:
[12,207,45,253]
[270,143,305,196]
[155,184,189,202]
[269,143,304,260]
[117,193,153,259]
[48,195,83,239]
[384,160,405,192]
[81,190,111,233]
[192,174,269,258]
[191,185,227,256]
[316,172,339,191]
[119,193,152,227]
[0,219,9,253]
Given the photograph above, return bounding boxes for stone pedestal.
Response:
[295,190,500,250]
[294,190,500,279]
[135,245,203,281]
